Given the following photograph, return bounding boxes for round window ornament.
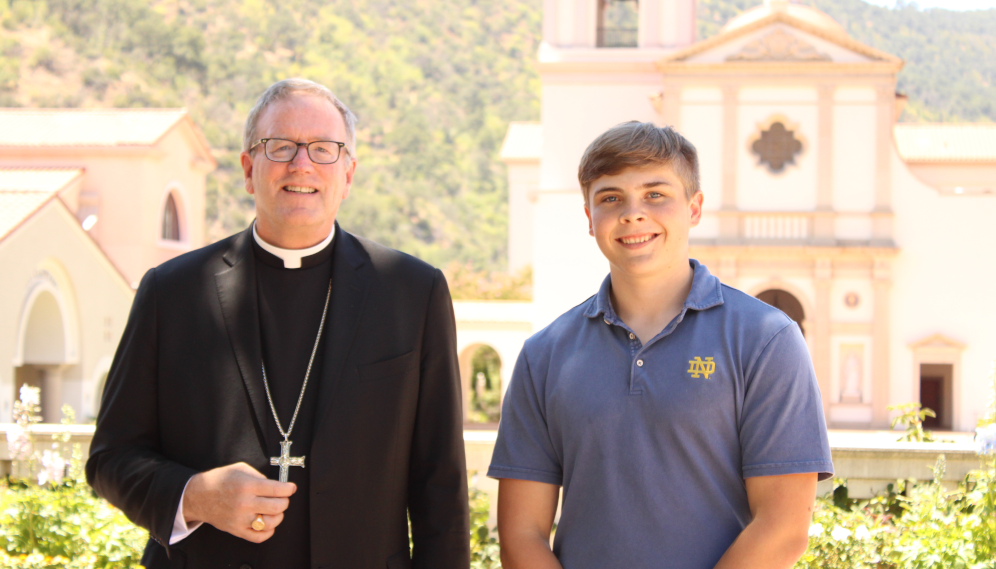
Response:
[844,292,860,308]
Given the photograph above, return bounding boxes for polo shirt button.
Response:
[604,318,611,325]
[629,333,635,340]
[636,359,644,367]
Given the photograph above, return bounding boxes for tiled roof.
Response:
[500,122,542,161]
[0,108,188,147]
[894,124,996,163]
[0,192,57,241]
[0,167,84,191]
[0,167,83,241]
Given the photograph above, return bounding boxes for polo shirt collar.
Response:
[584,258,724,323]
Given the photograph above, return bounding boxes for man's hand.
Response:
[183,462,296,543]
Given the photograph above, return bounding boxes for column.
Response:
[871,258,892,428]
[40,366,63,424]
[874,84,894,244]
[814,258,833,420]
[719,84,739,242]
[660,82,681,128]
[814,85,834,243]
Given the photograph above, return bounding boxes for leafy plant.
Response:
[888,402,937,443]
[470,489,501,569]
[446,264,532,301]
[0,479,147,568]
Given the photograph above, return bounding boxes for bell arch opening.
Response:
[756,289,806,337]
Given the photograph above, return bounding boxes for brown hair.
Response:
[578,121,700,201]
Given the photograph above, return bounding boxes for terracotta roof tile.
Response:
[894,124,996,163]
[500,122,542,161]
[0,192,57,241]
[0,167,84,191]
[0,108,188,147]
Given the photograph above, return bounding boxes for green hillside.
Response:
[0,0,993,270]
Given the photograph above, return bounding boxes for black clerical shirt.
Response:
[251,234,334,568]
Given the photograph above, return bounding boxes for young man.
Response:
[488,121,833,569]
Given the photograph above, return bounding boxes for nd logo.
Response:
[687,356,716,379]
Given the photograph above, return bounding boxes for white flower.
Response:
[808,523,824,537]
[830,525,851,542]
[37,450,65,486]
[19,384,40,407]
[854,525,871,540]
[976,424,996,456]
[5,424,31,460]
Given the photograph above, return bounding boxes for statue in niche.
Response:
[751,122,803,173]
[840,352,863,404]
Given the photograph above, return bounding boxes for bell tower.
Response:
[542,0,696,50]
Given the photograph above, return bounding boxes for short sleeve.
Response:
[740,322,834,481]
[487,349,563,486]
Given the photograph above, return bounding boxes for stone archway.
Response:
[17,290,68,423]
[458,343,502,426]
[756,288,806,337]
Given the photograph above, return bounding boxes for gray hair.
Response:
[243,78,357,161]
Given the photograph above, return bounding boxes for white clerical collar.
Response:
[252,222,336,269]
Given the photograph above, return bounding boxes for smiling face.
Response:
[240,93,357,249]
[584,164,703,279]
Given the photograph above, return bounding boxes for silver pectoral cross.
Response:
[270,440,305,483]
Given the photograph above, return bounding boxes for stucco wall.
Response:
[0,202,132,422]
[890,152,996,431]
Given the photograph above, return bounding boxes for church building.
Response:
[464,0,996,432]
[0,109,215,422]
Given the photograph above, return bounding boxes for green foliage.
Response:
[469,489,500,569]
[446,264,532,301]
[798,457,996,569]
[0,481,500,568]
[0,479,147,568]
[3,0,543,270]
[888,402,937,443]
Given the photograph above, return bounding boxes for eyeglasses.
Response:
[249,138,348,165]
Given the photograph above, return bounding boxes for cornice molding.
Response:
[656,61,904,75]
[658,11,902,68]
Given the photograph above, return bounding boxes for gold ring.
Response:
[251,514,265,532]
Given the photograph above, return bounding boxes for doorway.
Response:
[756,289,806,337]
[919,363,953,430]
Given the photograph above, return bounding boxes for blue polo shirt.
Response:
[488,260,833,569]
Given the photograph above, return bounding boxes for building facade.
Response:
[0,109,215,422]
[469,0,996,432]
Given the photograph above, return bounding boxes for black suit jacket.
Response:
[86,226,470,569]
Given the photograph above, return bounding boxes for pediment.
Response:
[909,333,966,351]
[659,12,902,71]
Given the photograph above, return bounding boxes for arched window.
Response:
[756,289,806,337]
[162,192,181,241]
[597,0,639,48]
[468,345,502,424]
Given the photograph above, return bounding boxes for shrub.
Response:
[0,479,146,568]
